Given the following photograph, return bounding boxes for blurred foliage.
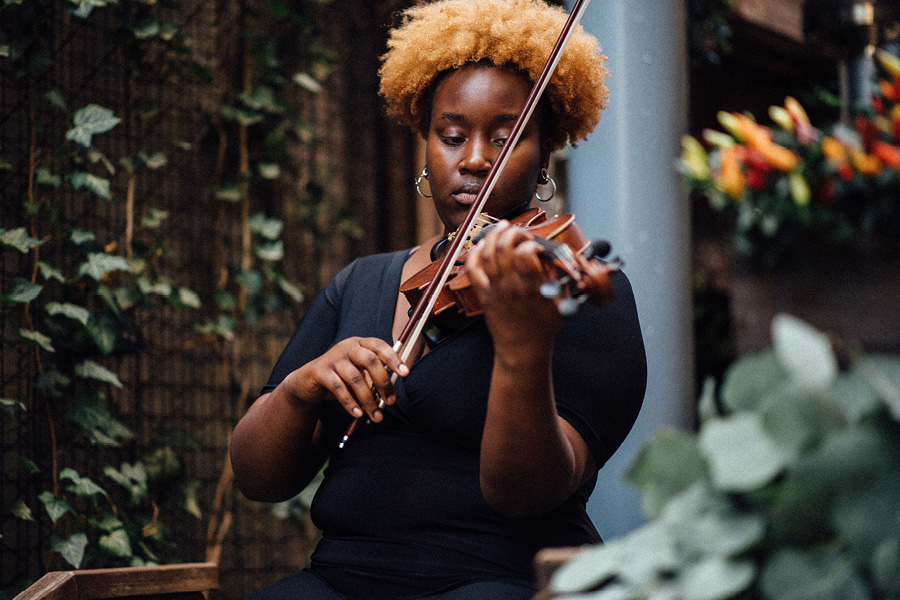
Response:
[549,314,900,599]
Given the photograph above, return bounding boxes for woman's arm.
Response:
[464,221,597,519]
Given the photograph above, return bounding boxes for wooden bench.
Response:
[13,563,219,600]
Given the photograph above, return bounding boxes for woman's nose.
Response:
[459,137,494,174]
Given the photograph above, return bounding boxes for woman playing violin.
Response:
[230,1,647,598]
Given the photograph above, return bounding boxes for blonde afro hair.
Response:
[379,0,609,150]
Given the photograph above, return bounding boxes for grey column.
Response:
[564,0,694,539]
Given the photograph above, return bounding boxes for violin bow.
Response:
[339,0,592,448]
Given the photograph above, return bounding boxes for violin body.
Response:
[400,210,617,326]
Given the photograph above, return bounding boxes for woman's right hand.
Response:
[284,337,409,422]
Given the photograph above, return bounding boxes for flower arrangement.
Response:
[681,49,900,267]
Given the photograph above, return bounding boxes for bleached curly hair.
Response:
[379,0,609,150]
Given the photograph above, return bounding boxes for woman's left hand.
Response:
[463,220,564,352]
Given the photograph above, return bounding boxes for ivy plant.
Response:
[549,314,900,599]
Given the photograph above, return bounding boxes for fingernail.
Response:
[352,407,363,417]
[397,364,409,376]
[373,410,383,422]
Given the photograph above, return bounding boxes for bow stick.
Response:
[339,0,593,448]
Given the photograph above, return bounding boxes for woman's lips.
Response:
[453,184,482,205]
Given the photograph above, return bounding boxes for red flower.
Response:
[818,178,836,206]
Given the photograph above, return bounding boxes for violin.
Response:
[400,209,619,326]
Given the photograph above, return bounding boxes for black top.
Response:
[262,249,647,598]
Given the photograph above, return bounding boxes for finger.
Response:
[334,359,383,421]
[318,369,366,419]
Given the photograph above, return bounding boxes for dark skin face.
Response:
[425,65,550,235]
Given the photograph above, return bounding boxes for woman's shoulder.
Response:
[331,248,411,290]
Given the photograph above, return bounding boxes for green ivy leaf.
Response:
[277,277,304,304]
[194,316,235,340]
[292,72,322,93]
[104,462,147,504]
[137,275,173,297]
[20,457,39,474]
[70,229,96,245]
[37,261,66,283]
[67,393,133,447]
[35,167,62,188]
[75,360,123,388]
[87,313,118,355]
[0,228,43,253]
[53,533,88,568]
[1,397,26,417]
[182,480,202,519]
[70,172,112,201]
[139,151,167,169]
[132,16,160,39]
[249,212,284,240]
[176,287,201,309]
[46,88,67,111]
[19,328,55,352]
[258,163,281,179]
[66,104,120,147]
[254,240,283,261]
[37,371,72,397]
[236,270,262,293]
[92,512,124,533]
[60,468,108,499]
[214,184,243,202]
[1,278,42,304]
[11,499,34,521]
[46,302,90,325]
[141,208,169,228]
[38,491,73,523]
[79,252,132,281]
[699,413,791,492]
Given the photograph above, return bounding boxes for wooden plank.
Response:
[735,0,805,41]
[71,563,219,600]
[14,573,77,600]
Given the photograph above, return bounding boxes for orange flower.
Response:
[734,113,799,171]
[851,150,881,176]
[821,137,847,163]
[873,141,900,169]
[716,145,746,200]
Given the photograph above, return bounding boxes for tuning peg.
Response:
[585,239,611,260]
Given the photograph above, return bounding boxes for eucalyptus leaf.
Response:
[100,529,133,558]
[720,350,786,413]
[1,278,42,304]
[52,533,88,568]
[833,473,900,565]
[872,537,900,596]
[74,359,123,388]
[625,430,707,518]
[66,104,120,147]
[19,328,55,352]
[761,547,869,600]
[699,413,790,492]
[11,499,34,521]
[38,491,72,523]
[70,172,112,200]
[772,314,838,391]
[46,302,90,325]
[79,252,131,281]
[679,557,755,600]
[0,227,43,253]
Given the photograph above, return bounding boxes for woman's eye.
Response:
[441,136,465,146]
[494,137,508,147]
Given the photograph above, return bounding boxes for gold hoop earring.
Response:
[415,166,432,198]
[535,168,556,202]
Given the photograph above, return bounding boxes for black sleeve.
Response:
[552,270,647,468]
[260,269,347,395]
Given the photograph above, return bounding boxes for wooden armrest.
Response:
[15,563,219,600]
[533,546,583,596]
